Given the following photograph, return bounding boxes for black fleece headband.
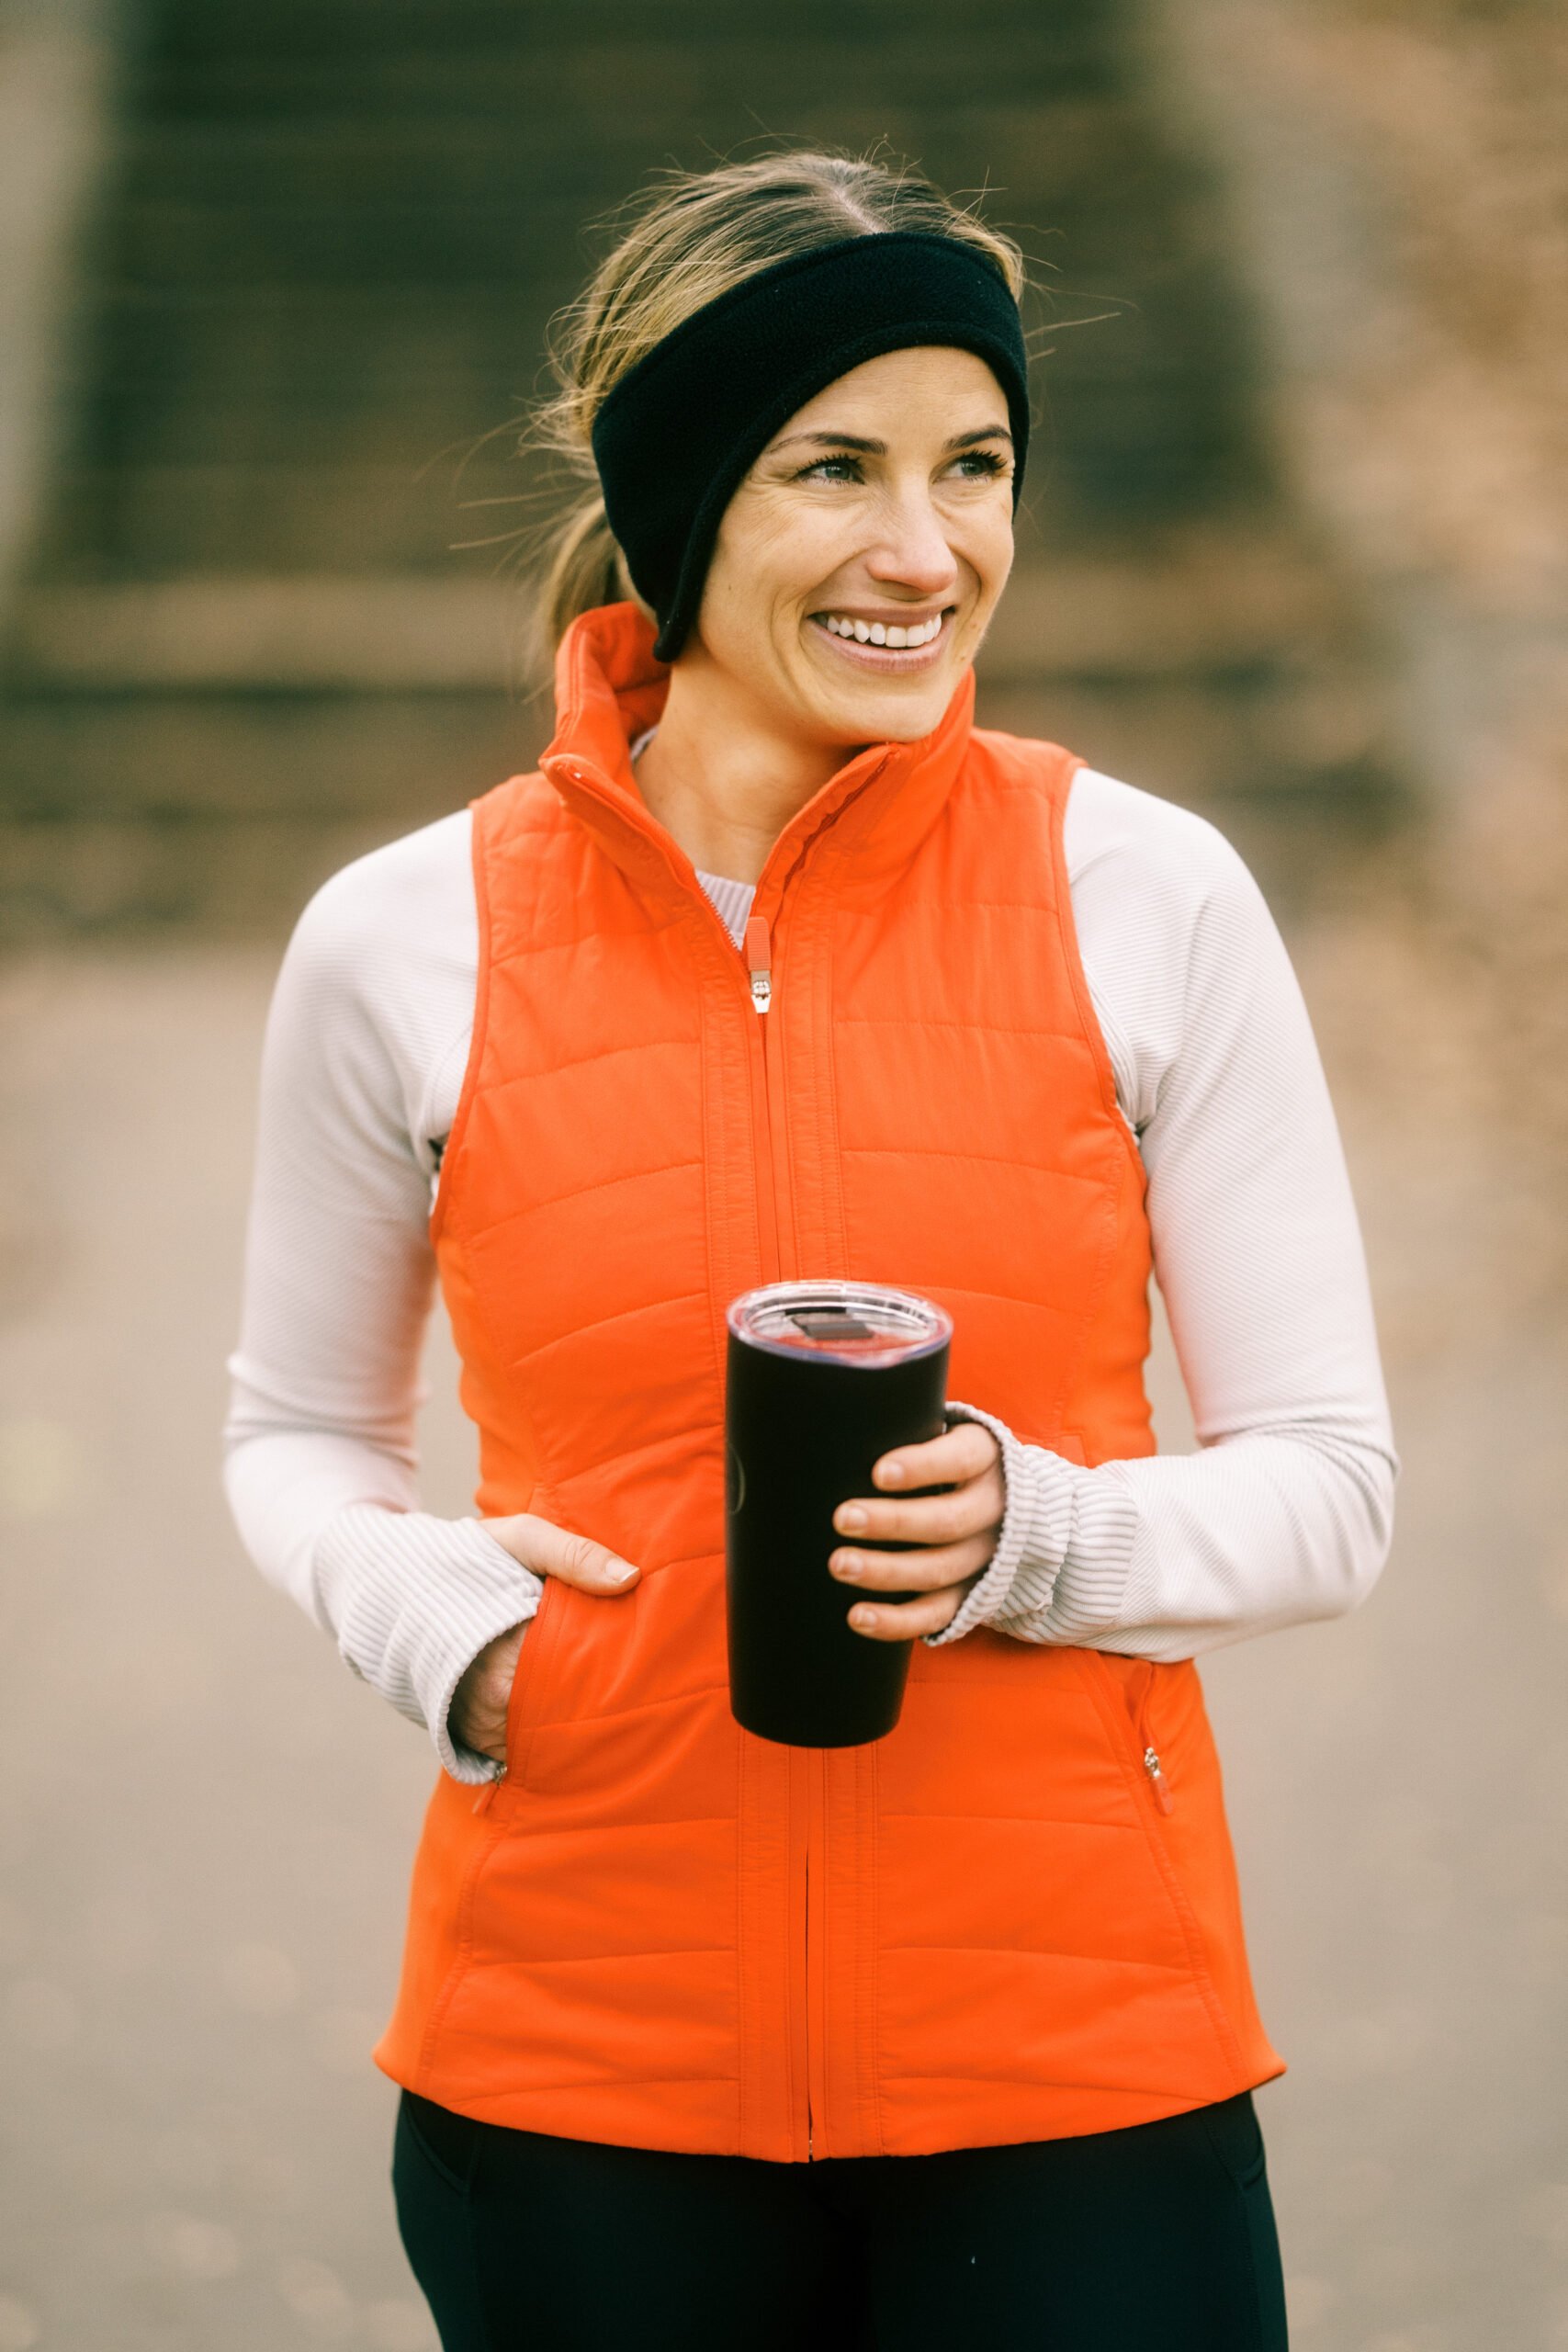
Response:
[591,231,1030,662]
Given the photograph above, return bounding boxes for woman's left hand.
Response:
[830,1419,1004,1641]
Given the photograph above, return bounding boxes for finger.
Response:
[829,1532,995,1593]
[463,1710,508,1769]
[832,1466,1004,1549]
[846,1583,968,1642]
[467,1664,515,1761]
[450,1623,525,1763]
[484,1512,640,1593]
[872,1420,998,1493]
[478,1624,526,1690]
[475,1649,521,1714]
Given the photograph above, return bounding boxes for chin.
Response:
[819,679,955,745]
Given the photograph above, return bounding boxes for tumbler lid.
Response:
[727,1280,952,1368]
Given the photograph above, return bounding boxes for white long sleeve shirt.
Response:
[223,763,1396,1781]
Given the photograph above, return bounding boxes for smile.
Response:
[819,611,945,648]
[808,608,953,668]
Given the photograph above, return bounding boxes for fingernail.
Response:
[604,1560,637,1584]
[831,1553,863,1581]
[877,1459,906,1487]
[836,1503,867,1532]
[850,1605,876,1628]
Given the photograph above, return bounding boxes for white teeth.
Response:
[820,612,944,647]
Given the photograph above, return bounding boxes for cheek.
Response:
[694,548,783,678]
[965,505,1016,601]
[708,497,852,639]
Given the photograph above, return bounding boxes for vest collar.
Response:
[538,602,976,910]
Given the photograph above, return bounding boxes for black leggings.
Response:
[393,2088,1288,2350]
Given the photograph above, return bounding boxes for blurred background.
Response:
[0,0,1564,2345]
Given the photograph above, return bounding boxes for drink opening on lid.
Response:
[788,1309,877,1342]
[728,1281,951,1369]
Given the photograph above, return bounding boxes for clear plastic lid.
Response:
[727,1279,951,1368]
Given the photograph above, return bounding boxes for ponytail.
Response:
[540,493,637,649]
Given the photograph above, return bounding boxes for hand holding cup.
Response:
[829,1418,1004,1641]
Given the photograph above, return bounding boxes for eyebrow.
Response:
[770,424,1014,455]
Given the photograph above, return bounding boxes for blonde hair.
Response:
[526,151,1027,649]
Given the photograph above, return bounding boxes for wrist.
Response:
[921,1403,1077,1646]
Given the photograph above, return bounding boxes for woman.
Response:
[226,151,1395,2349]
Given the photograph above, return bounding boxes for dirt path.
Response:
[0,943,1562,2350]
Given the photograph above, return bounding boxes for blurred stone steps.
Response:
[11,576,531,692]
[31,0,1267,579]
[39,464,512,580]
[9,537,1362,694]
[141,8,1117,97]
[0,0,1402,939]
[2,536,1395,937]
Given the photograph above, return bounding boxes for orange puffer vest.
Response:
[374,603,1283,2158]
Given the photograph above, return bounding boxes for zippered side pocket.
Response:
[1081,1651,1177,1817]
[1134,1667,1174,1814]
[1087,1654,1177,1816]
[1140,1731,1174,1814]
[496,1572,563,1792]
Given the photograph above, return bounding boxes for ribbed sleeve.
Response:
[923,1400,1137,1647]
[928,1406,1392,1660]
[314,1507,540,1782]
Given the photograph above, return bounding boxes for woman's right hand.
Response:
[448,1516,642,1768]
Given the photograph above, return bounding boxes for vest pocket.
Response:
[1087,1653,1175,1816]
[502,1574,564,1784]
[1135,1669,1175,1815]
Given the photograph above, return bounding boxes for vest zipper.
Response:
[805,1749,829,2159]
[740,913,782,1283]
[739,898,816,2159]
[804,1856,814,2159]
[744,914,773,1014]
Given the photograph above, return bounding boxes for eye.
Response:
[795,452,865,484]
[947,447,1010,481]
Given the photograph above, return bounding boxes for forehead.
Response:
[766,346,1009,446]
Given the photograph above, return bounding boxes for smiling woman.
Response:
[225,146,1394,2352]
[637,345,1021,883]
[706,356,1015,695]
[529,156,1028,646]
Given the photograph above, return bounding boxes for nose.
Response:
[863,481,960,601]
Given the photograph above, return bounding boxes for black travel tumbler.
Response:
[725,1280,953,1747]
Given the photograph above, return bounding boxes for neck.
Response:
[632,652,860,887]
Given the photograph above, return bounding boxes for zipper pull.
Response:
[472,1769,503,1815]
[744,914,773,1013]
[1143,1744,1174,1815]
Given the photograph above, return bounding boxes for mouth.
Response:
[807,606,954,672]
